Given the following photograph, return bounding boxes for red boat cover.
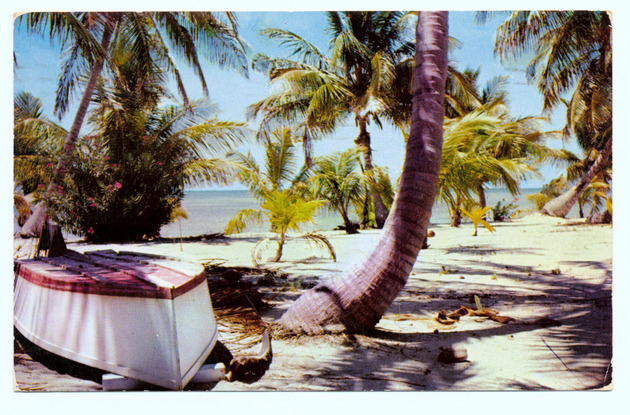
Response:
[14,250,206,299]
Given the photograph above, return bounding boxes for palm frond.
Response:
[259,28,329,69]
[294,232,337,262]
[224,208,264,235]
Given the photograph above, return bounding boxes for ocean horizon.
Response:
[159,187,556,238]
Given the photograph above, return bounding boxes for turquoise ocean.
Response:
[159,188,558,238]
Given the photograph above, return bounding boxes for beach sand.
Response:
[13,213,613,391]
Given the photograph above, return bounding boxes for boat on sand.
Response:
[14,249,218,390]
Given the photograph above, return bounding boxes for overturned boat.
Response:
[14,249,218,390]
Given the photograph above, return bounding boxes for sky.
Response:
[6,6,614,192]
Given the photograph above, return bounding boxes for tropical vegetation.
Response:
[485,11,612,219]
[224,128,335,263]
[16,11,249,239]
[462,205,495,236]
[13,10,612,334]
[247,11,419,229]
[279,11,450,333]
[14,92,67,196]
[308,148,364,234]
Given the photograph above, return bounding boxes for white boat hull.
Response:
[14,251,218,390]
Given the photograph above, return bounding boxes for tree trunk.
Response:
[302,127,313,168]
[542,137,612,218]
[477,184,486,208]
[450,194,462,227]
[273,233,286,262]
[354,115,389,229]
[19,16,117,238]
[279,11,448,334]
[339,208,358,234]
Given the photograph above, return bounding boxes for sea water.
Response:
[159,188,549,238]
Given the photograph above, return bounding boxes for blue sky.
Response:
[9,10,596,190]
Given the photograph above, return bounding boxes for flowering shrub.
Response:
[47,134,184,242]
[491,199,520,222]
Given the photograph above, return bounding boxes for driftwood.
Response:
[435,306,516,325]
[226,329,272,383]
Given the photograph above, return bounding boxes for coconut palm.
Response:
[309,148,364,234]
[462,205,495,236]
[227,127,303,201]
[577,179,610,219]
[248,12,419,229]
[441,66,577,214]
[485,11,612,218]
[251,190,332,263]
[436,105,574,226]
[278,11,449,333]
[225,128,335,263]
[17,12,248,238]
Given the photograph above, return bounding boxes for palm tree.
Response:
[14,92,67,195]
[278,11,449,334]
[225,128,334,263]
[249,12,418,229]
[487,11,612,218]
[253,190,330,263]
[462,205,495,236]
[438,66,577,220]
[17,12,248,238]
[308,148,364,234]
[436,104,574,226]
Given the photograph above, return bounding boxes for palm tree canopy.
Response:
[18,12,249,120]
[262,189,324,234]
[248,11,416,139]
[489,10,612,154]
[309,148,364,213]
[14,92,68,194]
[229,127,304,201]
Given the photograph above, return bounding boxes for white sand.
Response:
[14,213,613,391]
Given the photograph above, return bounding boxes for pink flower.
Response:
[114,182,122,189]
[38,184,44,190]
[57,185,64,195]
[87,227,94,234]
[111,163,117,168]
[143,135,150,141]
[46,163,53,168]
[103,156,109,161]
[156,161,163,166]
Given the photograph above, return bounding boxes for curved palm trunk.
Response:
[354,115,389,229]
[279,12,448,334]
[542,137,612,218]
[19,16,117,238]
[273,233,286,262]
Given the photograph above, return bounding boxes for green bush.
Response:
[47,134,184,242]
[491,199,519,222]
